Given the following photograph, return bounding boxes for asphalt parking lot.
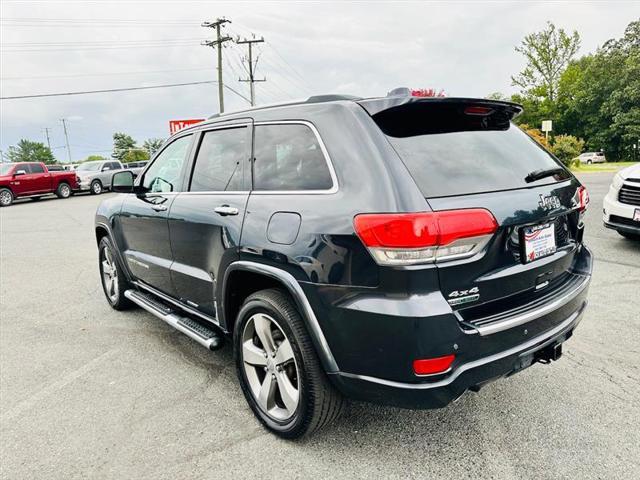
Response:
[1,171,638,480]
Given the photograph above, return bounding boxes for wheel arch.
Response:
[222,261,339,373]
[95,221,133,283]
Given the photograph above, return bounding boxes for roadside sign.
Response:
[541,120,552,132]
[169,119,205,134]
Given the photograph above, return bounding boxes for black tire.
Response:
[90,180,103,195]
[98,236,133,310]
[0,188,13,207]
[55,182,72,199]
[618,230,640,241]
[587,159,592,164]
[234,288,345,439]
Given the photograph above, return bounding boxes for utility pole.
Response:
[60,118,72,162]
[43,127,52,150]
[237,37,266,106]
[201,18,232,113]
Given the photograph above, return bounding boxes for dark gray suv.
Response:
[95,92,592,438]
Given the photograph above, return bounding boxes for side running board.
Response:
[124,289,224,350]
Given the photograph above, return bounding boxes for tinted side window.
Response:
[109,162,121,170]
[17,164,31,174]
[142,135,192,192]
[190,127,247,192]
[30,163,45,174]
[253,124,333,191]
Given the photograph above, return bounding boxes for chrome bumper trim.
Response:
[470,274,590,336]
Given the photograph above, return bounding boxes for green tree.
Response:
[143,138,164,156]
[512,22,581,103]
[485,92,508,101]
[122,149,150,163]
[112,132,136,162]
[551,134,584,166]
[85,154,107,162]
[518,123,550,149]
[6,139,56,164]
[556,20,639,160]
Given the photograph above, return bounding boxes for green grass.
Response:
[570,161,638,173]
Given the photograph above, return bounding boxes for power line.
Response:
[1,37,206,47]
[202,18,233,113]
[0,79,251,103]
[1,67,211,81]
[2,42,204,53]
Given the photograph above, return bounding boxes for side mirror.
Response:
[14,169,26,176]
[111,170,135,193]
[102,166,111,172]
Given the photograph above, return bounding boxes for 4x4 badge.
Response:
[447,287,480,306]
[448,287,479,297]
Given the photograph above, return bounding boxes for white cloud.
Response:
[0,0,637,161]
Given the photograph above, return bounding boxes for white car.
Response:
[578,152,606,164]
[603,163,640,240]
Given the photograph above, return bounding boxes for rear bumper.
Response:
[330,299,586,409]
[317,246,593,409]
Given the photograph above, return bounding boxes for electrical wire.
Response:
[1,79,251,103]
[1,67,212,81]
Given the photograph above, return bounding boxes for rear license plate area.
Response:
[520,222,557,263]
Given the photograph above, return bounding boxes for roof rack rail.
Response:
[206,94,361,120]
[306,94,362,103]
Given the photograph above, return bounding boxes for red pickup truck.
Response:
[0,162,79,207]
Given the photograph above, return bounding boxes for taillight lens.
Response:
[413,354,455,375]
[354,209,497,265]
[578,186,589,211]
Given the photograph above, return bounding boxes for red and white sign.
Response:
[169,119,205,134]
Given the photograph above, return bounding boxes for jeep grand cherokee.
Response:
[95,91,592,438]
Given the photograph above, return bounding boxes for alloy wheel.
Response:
[60,184,71,197]
[0,190,11,206]
[101,246,119,303]
[92,182,102,194]
[241,313,300,421]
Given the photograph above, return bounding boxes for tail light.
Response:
[578,186,589,211]
[413,354,455,375]
[353,209,498,265]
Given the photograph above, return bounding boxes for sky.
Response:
[1,0,638,162]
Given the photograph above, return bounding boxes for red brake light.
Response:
[578,186,589,211]
[354,209,497,248]
[354,209,498,265]
[413,354,455,375]
[464,106,493,115]
[353,213,439,248]
[436,209,499,245]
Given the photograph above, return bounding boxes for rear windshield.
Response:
[375,103,570,197]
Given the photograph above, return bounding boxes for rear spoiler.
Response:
[357,97,524,138]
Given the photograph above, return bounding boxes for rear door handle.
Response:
[214,205,239,216]
[151,204,168,212]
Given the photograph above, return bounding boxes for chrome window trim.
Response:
[251,120,339,195]
[187,121,253,193]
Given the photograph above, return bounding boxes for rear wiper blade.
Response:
[525,167,566,183]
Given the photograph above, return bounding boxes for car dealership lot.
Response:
[1,172,638,479]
